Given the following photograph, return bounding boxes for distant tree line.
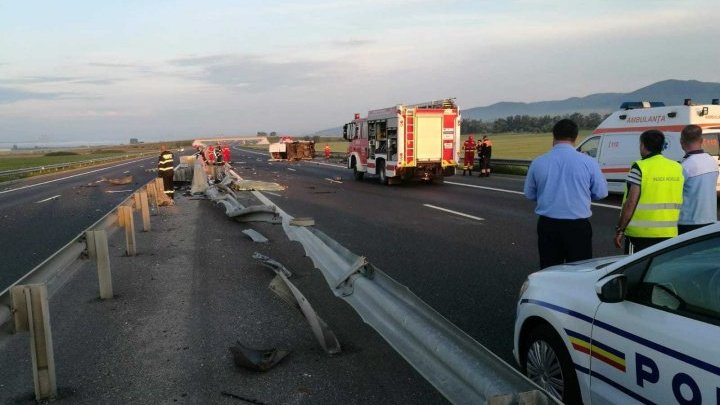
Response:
[461,112,609,134]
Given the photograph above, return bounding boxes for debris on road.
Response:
[229,180,285,192]
[289,217,314,226]
[242,229,269,243]
[106,175,133,185]
[228,341,290,372]
[220,390,267,404]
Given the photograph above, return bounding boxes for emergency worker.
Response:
[222,144,231,164]
[477,136,493,177]
[157,144,175,199]
[614,130,684,253]
[205,144,216,180]
[678,125,718,234]
[462,135,476,176]
[324,144,331,160]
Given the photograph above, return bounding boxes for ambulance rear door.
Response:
[599,133,641,194]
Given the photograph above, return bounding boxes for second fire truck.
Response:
[343,99,461,184]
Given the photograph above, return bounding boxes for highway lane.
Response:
[231,148,625,363]
[0,156,162,290]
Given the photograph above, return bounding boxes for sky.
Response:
[1,0,719,144]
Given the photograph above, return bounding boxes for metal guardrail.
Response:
[0,152,157,178]
[490,158,532,167]
[0,179,156,330]
[239,177,556,404]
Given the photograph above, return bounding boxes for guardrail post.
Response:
[10,284,57,401]
[139,191,151,231]
[154,178,165,206]
[145,183,159,216]
[118,206,136,256]
[85,230,113,299]
[133,192,141,210]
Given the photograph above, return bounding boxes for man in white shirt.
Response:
[678,124,719,234]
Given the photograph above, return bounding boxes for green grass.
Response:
[462,130,593,160]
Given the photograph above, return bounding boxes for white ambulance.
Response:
[576,100,720,193]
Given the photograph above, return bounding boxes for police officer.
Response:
[158,144,175,199]
[477,136,492,177]
[462,135,476,176]
[614,130,684,253]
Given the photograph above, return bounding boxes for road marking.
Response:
[265,192,282,197]
[0,157,154,195]
[445,181,621,210]
[423,204,484,221]
[123,170,130,173]
[287,168,296,171]
[106,190,133,193]
[35,195,61,204]
[325,178,342,184]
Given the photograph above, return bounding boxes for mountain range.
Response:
[461,79,720,121]
[312,79,720,135]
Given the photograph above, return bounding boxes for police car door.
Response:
[590,234,720,405]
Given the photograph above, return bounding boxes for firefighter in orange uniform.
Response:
[324,144,331,160]
[462,135,476,176]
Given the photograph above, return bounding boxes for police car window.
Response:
[637,235,720,323]
[577,136,600,158]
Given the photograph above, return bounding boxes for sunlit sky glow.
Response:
[1,0,719,143]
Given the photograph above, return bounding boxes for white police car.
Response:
[514,223,720,404]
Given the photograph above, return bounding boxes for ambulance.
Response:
[576,99,720,193]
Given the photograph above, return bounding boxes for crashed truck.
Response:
[269,136,316,161]
[344,98,461,184]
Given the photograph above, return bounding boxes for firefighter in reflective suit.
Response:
[462,135,476,176]
[158,145,175,199]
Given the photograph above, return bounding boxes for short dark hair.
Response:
[681,124,703,145]
[640,130,665,154]
[552,119,578,141]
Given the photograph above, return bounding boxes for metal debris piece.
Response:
[253,254,341,355]
[242,229,268,243]
[290,217,314,226]
[220,391,266,404]
[228,342,289,372]
[230,180,285,191]
[253,252,292,277]
[107,175,133,185]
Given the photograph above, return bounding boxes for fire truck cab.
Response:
[577,99,720,193]
[343,99,460,184]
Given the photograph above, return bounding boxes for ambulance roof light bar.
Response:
[619,101,665,110]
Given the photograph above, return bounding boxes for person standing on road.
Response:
[524,119,608,269]
[477,136,493,177]
[222,144,231,165]
[462,135,476,176]
[614,130,684,253]
[677,125,718,234]
[158,144,175,199]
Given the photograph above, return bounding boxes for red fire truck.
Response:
[343,99,461,184]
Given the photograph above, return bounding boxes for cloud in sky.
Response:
[0,0,719,142]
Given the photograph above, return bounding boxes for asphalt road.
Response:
[0,156,163,290]
[231,147,628,363]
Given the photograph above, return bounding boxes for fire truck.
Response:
[343,99,460,184]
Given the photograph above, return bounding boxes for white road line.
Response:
[324,178,342,184]
[423,204,484,221]
[106,190,133,193]
[287,168,297,171]
[35,195,61,204]
[265,192,282,197]
[445,180,621,210]
[0,157,154,195]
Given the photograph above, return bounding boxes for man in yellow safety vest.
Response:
[614,130,684,253]
[158,145,176,199]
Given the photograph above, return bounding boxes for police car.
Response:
[514,224,720,404]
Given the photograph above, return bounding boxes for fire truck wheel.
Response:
[353,165,364,180]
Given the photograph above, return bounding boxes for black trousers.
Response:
[537,216,592,269]
[678,223,712,235]
[160,170,174,198]
[624,236,667,254]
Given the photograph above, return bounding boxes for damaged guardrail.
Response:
[205,162,555,404]
[0,177,166,401]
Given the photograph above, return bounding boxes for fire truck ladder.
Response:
[405,98,456,109]
[405,109,414,165]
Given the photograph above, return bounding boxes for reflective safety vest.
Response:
[158,151,174,172]
[624,154,684,238]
